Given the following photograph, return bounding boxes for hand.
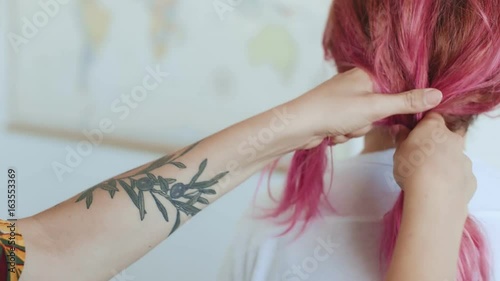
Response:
[393,113,477,211]
[290,68,443,148]
[386,113,476,281]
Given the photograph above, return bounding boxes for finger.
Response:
[346,125,373,138]
[423,112,446,123]
[469,174,478,199]
[371,89,443,119]
[415,112,447,130]
[464,155,473,171]
[417,113,461,144]
[416,113,466,148]
[394,126,410,147]
[331,135,350,144]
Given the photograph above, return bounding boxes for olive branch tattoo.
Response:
[75,142,229,235]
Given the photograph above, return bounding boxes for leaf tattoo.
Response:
[75,142,228,236]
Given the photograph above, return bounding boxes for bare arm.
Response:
[15,69,442,281]
[387,187,468,281]
[18,105,309,281]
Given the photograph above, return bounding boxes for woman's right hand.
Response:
[388,113,477,281]
[393,112,477,213]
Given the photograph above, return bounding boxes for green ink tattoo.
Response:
[75,142,229,235]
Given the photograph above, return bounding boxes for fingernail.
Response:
[424,89,443,106]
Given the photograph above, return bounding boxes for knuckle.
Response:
[452,134,465,145]
[420,113,446,129]
[404,90,419,110]
[419,118,441,130]
[421,118,437,126]
[469,175,478,195]
[465,156,473,169]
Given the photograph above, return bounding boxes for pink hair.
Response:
[267,0,500,280]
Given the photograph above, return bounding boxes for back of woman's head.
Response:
[268,1,500,280]
[324,0,500,129]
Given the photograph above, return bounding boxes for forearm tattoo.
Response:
[75,142,229,235]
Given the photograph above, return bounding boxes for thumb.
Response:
[372,89,443,119]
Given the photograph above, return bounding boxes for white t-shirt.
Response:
[218,149,500,281]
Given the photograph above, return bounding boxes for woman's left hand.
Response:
[288,68,443,149]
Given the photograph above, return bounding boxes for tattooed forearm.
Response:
[75,142,229,235]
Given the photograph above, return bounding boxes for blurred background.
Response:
[0,0,499,280]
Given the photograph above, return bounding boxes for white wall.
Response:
[466,112,500,170]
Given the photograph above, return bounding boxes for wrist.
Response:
[403,183,469,223]
[272,99,323,150]
[282,93,332,148]
[231,102,316,167]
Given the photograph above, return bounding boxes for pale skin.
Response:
[362,114,475,281]
[385,113,475,281]
[12,69,473,281]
